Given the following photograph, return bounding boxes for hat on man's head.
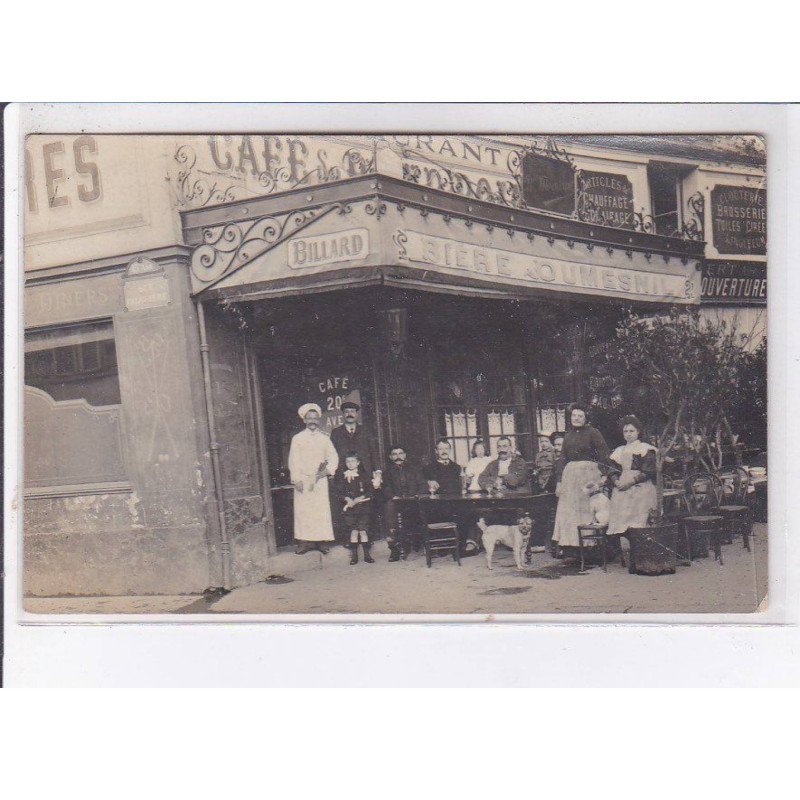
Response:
[297,402,322,419]
[341,401,360,412]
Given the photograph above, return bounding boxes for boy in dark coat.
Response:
[333,451,375,564]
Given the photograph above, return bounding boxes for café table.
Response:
[392,490,556,554]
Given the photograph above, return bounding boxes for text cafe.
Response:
[183,171,703,554]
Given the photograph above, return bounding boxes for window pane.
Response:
[24,321,121,406]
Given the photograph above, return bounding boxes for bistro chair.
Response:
[716,466,755,552]
[682,472,726,565]
[423,522,461,568]
[576,523,609,573]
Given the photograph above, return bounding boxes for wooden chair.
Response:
[424,522,461,568]
[577,523,609,573]
[716,466,754,552]
[682,473,726,565]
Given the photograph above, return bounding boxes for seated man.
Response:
[475,437,538,553]
[478,436,531,495]
[422,438,474,554]
[379,443,426,562]
[423,438,462,495]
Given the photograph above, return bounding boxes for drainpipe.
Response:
[196,300,232,590]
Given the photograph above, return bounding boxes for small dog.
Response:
[478,514,533,570]
[583,480,611,526]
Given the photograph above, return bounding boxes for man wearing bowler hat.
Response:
[330,401,378,478]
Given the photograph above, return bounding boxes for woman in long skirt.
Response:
[607,415,658,556]
[551,404,611,553]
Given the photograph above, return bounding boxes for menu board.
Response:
[710,184,767,256]
[521,152,576,215]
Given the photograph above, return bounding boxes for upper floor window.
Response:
[648,162,694,237]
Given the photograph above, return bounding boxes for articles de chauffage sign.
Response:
[576,170,635,229]
[710,184,767,256]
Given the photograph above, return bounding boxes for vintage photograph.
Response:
[20,131,768,615]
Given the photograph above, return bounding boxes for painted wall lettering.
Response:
[26,135,102,214]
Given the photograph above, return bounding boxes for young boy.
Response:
[334,451,374,565]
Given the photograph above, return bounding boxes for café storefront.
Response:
[24,133,715,596]
[184,174,703,554]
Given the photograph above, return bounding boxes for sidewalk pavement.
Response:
[23,523,768,616]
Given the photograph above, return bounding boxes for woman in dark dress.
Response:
[551,403,611,553]
[334,451,375,565]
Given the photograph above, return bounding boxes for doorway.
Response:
[252,292,380,546]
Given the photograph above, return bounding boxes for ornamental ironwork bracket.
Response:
[190,202,350,295]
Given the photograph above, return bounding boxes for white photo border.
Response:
[4,103,797,686]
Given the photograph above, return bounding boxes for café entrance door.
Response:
[255,309,378,546]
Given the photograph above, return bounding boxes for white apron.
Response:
[288,428,339,542]
[607,441,658,537]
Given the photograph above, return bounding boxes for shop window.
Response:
[534,372,575,436]
[24,320,121,406]
[433,350,532,465]
[24,320,127,489]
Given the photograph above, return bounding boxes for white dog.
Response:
[478,514,533,570]
[583,481,611,526]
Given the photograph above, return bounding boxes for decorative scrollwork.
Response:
[191,206,332,286]
[174,142,376,210]
[677,191,705,241]
[633,212,656,234]
[365,200,387,219]
[393,229,409,260]
[527,136,576,168]
[175,145,248,208]
[342,147,376,177]
[634,192,705,241]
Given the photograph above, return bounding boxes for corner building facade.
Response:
[21,133,765,594]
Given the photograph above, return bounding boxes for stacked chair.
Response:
[716,466,755,552]
[681,472,726,565]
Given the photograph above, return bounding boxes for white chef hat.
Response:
[298,402,322,419]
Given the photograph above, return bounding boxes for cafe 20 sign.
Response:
[710,184,767,256]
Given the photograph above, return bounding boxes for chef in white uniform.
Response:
[288,403,339,554]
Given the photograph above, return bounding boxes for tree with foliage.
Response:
[589,307,762,518]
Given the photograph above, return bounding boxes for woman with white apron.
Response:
[551,403,611,554]
[607,415,658,556]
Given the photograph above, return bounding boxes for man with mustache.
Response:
[380,443,426,562]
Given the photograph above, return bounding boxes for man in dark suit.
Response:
[379,444,426,561]
[330,401,377,477]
